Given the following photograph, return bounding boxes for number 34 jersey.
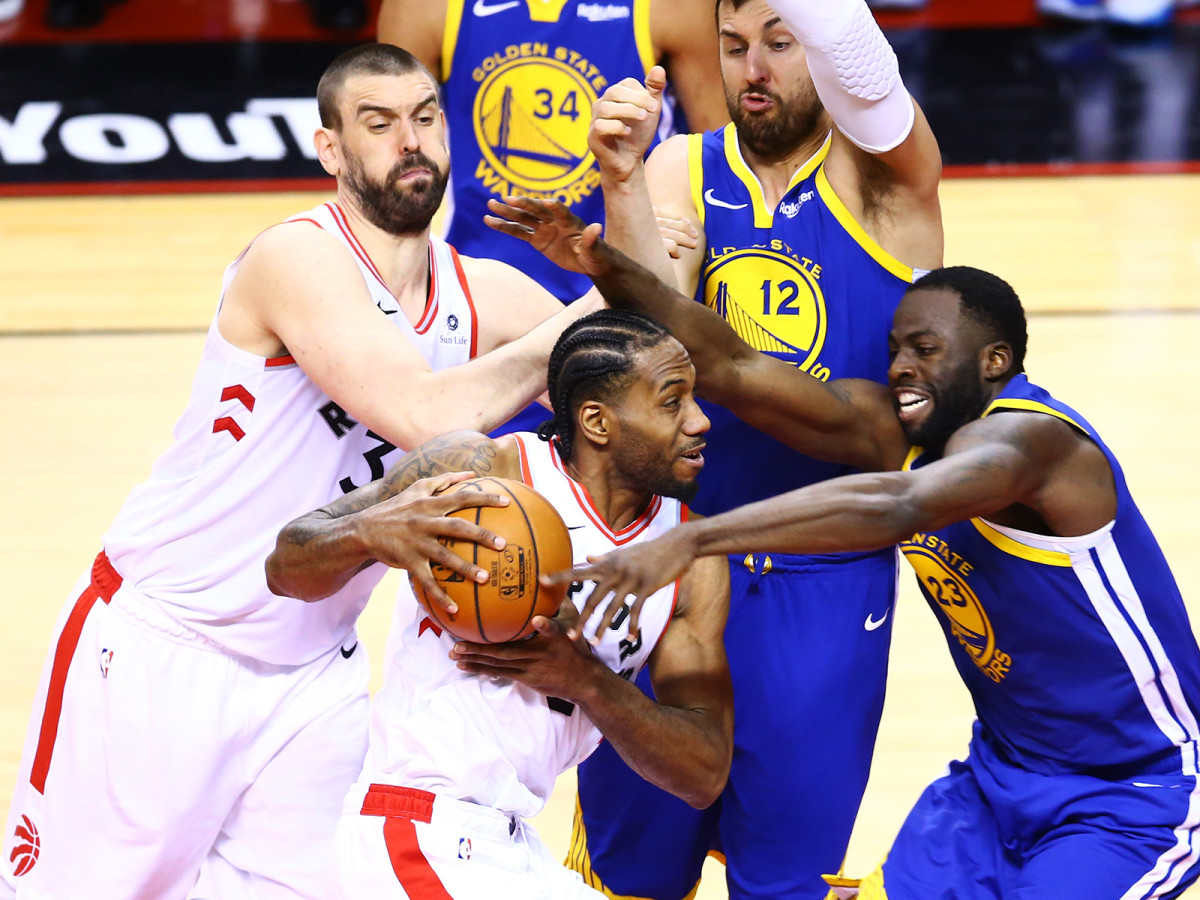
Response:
[102,202,478,667]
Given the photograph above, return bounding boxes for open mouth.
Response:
[740,92,774,112]
[895,389,931,423]
[679,444,706,470]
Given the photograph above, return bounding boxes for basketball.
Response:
[412,476,574,643]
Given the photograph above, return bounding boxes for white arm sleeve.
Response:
[769,0,915,154]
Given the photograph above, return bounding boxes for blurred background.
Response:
[2,0,1199,896]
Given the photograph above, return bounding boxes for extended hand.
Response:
[543,530,697,641]
[485,196,613,277]
[655,209,700,259]
[449,610,600,701]
[588,65,667,183]
[362,471,509,615]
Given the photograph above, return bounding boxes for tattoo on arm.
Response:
[381,432,499,495]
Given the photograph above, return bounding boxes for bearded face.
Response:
[723,77,826,160]
[343,149,449,236]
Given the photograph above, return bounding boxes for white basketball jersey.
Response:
[362,434,686,819]
[102,202,478,666]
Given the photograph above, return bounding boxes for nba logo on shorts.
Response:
[458,837,472,860]
[11,815,39,877]
[99,648,114,678]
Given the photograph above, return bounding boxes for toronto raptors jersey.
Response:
[902,375,1200,775]
[102,202,478,666]
[361,433,684,817]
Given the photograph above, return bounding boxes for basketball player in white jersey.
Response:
[265,309,733,899]
[1,44,601,900]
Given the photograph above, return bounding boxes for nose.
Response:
[744,44,770,85]
[395,119,421,154]
[888,348,916,384]
[685,398,711,437]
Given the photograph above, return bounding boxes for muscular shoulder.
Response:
[378,0,446,76]
[456,254,565,349]
[672,552,729,624]
[646,135,700,218]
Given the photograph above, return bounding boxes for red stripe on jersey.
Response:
[382,817,456,899]
[448,245,479,359]
[513,434,534,487]
[264,354,296,368]
[414,242,439,334]
[212,417,246,442]
[325,203,389,292]
[30,552,123,794]
[548,441,661,545]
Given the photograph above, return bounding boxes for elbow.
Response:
[683,757,731,809]
[265,545,327,604]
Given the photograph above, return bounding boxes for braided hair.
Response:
[539,309,672,461]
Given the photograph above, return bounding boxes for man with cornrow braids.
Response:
[266,310,735,900]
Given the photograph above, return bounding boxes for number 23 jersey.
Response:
[102,202,478,666]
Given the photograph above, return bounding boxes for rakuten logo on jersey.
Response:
[0,98,319,167]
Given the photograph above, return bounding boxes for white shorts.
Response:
[336,783,604,900]
[1,552,369,900]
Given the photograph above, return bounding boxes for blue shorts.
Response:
[867,725,1200,900]
[572,550,898,900]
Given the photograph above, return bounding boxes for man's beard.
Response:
[614,434,702,505]
[344,151,448,236]
[903,358,989,450]
[724,83,825,160]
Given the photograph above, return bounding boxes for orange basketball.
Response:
[411,476,573,643]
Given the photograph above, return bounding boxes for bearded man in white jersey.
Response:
[265,309,734,900]
[0,43,600,900]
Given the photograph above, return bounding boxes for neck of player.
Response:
[566,451,656,534]
[740,121,830,209]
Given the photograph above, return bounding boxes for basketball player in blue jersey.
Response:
[378,0,729,437]
[377,0,729,305]
[550,0,942,896]
[507,233,1200,899]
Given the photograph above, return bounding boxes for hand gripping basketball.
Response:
[411,477,574,643]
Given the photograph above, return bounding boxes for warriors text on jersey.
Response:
[440,0,658,301]
[359,433,684,818]
[690,126,920,525]
[902,374,1200,776]
[101,202,479,666]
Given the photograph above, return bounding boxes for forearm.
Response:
[399,297,597,444]
[592,242,749,383]
[601,169,680,287]
[267,506,380,602]
[680,471,921,557]
[771,0,914,154]
[575,665,730,808]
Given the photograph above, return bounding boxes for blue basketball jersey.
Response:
[690,126,917,542]
[441,0,658,302]
[902,374,1200,776]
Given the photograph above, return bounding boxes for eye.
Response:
[770,40,790,51]
[368,121,388,132]
[663,396,681,409]
[416,115,435,126]
[916,344,937,357]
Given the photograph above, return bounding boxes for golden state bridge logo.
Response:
[902,533,1011,683]
[471,43,607,205]
[702,248,829,376]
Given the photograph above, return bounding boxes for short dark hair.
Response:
[317,43,434,130]
[911,266,1028,369]
[538,310,672,461]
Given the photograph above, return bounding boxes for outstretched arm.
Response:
[560,414,1094,630]
[454,554,733,808]
[266,431,518,608]
[486,197,899,471]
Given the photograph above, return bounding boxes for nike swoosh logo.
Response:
[704,189,748,210]
[864,610,890,632]
[567,525,587,531]
[340,642,358,659]
[473,0,519,16]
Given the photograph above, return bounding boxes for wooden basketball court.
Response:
[2,173,1198,894]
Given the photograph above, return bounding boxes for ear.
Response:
[576,400,611,449]
[981,341,1014,382]
[314,128,340,178]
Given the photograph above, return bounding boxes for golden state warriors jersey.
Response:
[691,127,918,544]
[902,374,1200,776]
[441,0,657,301]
